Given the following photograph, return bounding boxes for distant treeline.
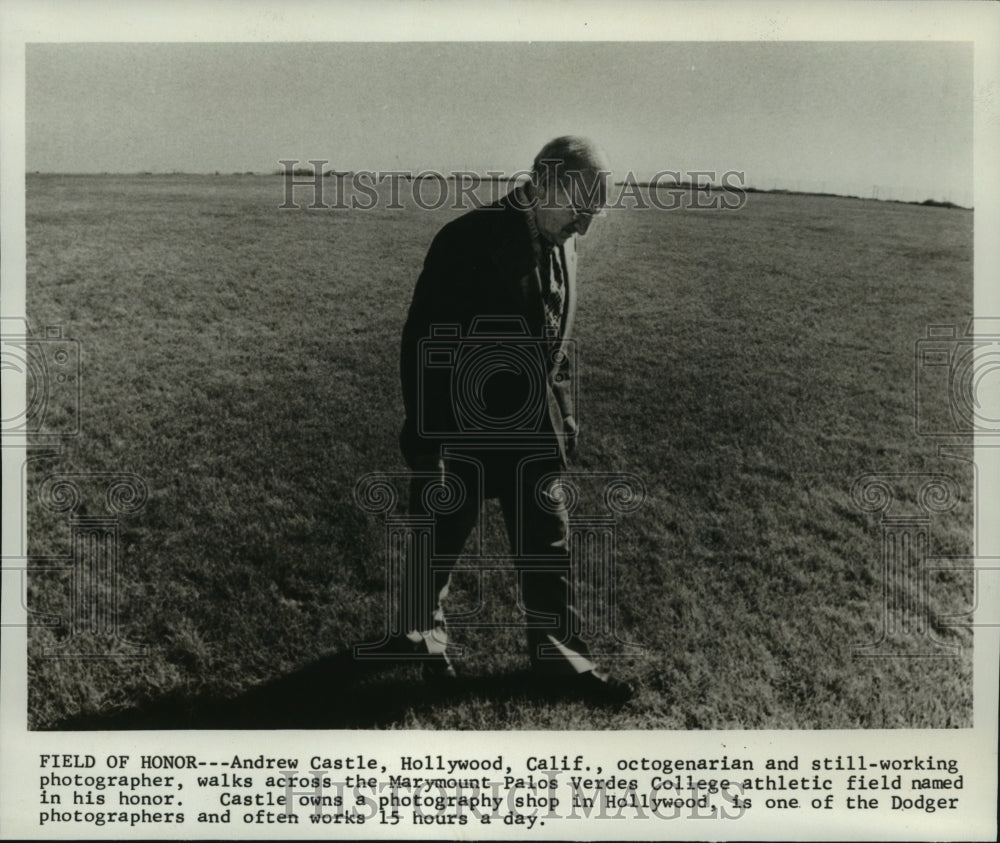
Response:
[615,180,715,190]
[279,170,515,180]
[615,181,969,210]
[741,186,970,210]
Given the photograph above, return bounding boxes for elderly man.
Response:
[398,136,632,704]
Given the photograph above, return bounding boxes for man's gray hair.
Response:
[531,136,610,188]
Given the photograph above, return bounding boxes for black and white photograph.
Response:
[2,2,998,840]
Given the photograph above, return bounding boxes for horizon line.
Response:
[23,171,973,209]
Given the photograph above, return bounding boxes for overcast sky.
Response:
[26,41,972,204]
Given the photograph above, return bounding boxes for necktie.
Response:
[542,245,565,343]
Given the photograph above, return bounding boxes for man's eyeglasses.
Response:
[554,179,606,220]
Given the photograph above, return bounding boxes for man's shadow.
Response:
[49,645,560,730]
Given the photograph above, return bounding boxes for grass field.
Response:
[24,174,974,730]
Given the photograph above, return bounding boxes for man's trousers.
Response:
[404,446,596,675]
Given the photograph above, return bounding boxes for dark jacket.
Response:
[400,188,577,468]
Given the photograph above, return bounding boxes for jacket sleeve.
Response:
[399,226,459,466]
[551,345,575,424]
[551,239,576,428]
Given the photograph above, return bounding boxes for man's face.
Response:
[534,171,606,245]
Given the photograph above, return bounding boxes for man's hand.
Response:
[399,422,443,472]
[409,452,445,474]
[564,414,578,457]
